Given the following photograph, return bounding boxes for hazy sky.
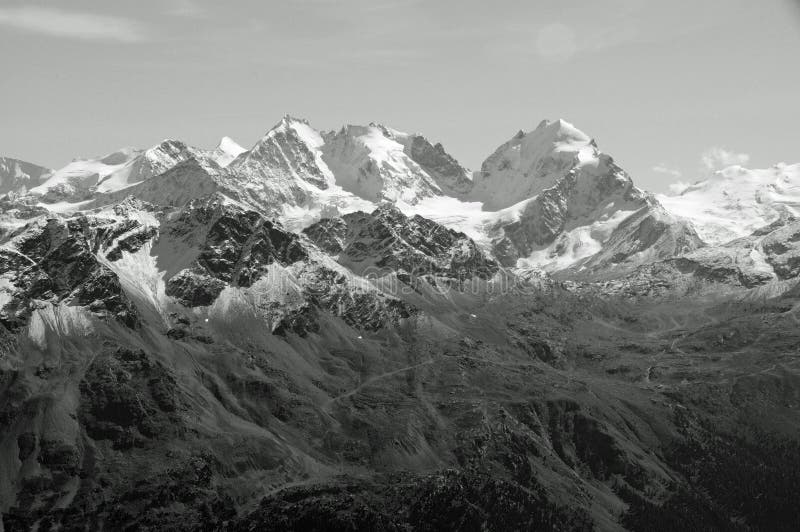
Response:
[1,0,798,192]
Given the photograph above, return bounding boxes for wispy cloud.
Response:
[701,147,750,172]
[662,148,754,196]
[652,164,682,179]
[165,0,207,18]
[653,164,689,194]
[0,6,146,42]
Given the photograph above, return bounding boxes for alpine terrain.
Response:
[1,116,799,531]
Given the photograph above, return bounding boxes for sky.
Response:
[0,0,798,193]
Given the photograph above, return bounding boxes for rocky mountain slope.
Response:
[0,158,52,197]
[1,117,799,531]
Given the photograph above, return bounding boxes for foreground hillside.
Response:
[0,196,798,531]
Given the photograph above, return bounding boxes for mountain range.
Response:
[1,116,799,531]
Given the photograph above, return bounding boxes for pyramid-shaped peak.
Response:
[216,136,245,155]
[531,118,591,143]
[258,115,318,142]
[278,114,311,128]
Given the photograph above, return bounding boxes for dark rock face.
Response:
[304,204,498,281]
[153,196,417,335]
[0,216,141,329]
[163,195,308,306]
[302,217,347,255]
[99,219,158,261]
[761,220,800,279]
[273,263,417,336]
[403,134,474,196]
[79,347,183,449]
[274,268,416,336]
[166,270,228,307]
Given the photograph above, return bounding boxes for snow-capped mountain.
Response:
[658,163,800,245]
[0,157,52,196]
[211,136,246,167]
[3,115,800,532]
[29,142,195,202]
[469,119,597,209]
[234,117,333,188]
[25,137,250,204]
[3,115,796,278]
[320,123,447,204]
[449,119,701,273]
[27,146,143,202]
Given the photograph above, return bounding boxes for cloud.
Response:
[701,147,750,172]
[0,6,145,42]
[165,0,207,18]
[652,164,682,179]
[652,164,689,194]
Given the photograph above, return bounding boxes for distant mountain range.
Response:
[2,117,799,530]
[4,116,797,276]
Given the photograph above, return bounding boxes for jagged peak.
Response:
[281,114,310,125]
[266,114,312,135]
[530,118,591,145]
[328,122,407,140]
[365,122,403,137]
[153,138,189,150]
[252,115,320,148]
[215,136,245,156]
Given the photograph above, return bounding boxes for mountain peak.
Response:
[533,118,591,144]
[274,114,311,130]
[147,139,192,160]
[468,118,599,210]
[213,136,246,167]
[319,123,447,204]
[216,136,243,152]
[231,115,335,193]
[256,116,320,147]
